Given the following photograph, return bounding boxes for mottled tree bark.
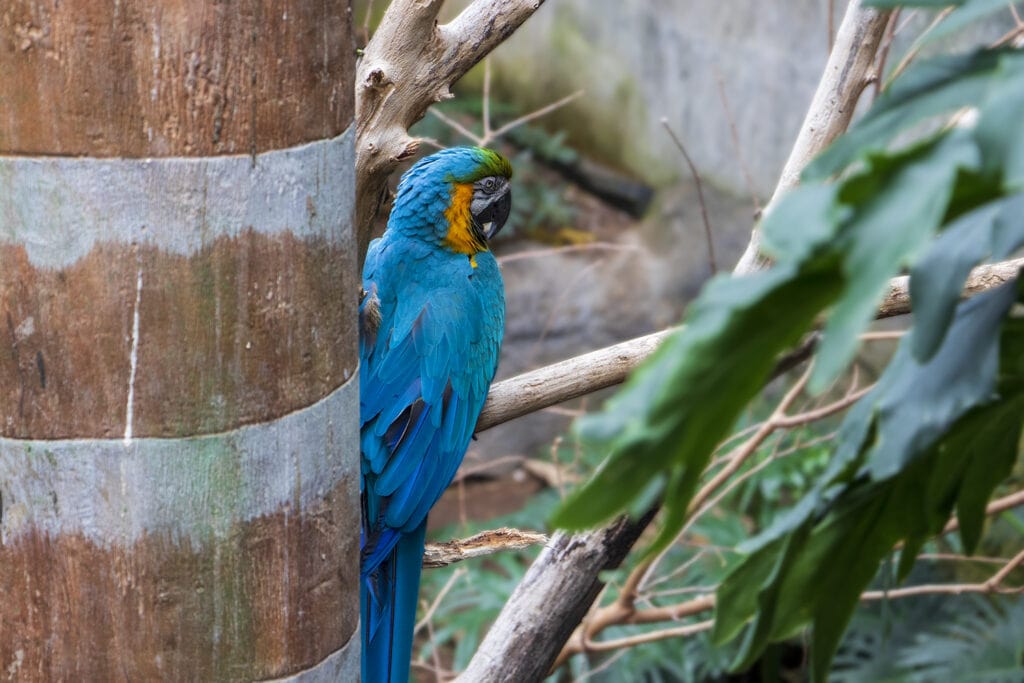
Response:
[0,2,359,680]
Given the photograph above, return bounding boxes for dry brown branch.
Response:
[862,549,1024,599]
[582,618,716,655]
[457,511,657,681]
[355,0,548,264]
[475,327,673,432]
[423,527,548,568]
[734,2,891,274]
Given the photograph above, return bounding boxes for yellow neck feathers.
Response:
[442,183,487,257]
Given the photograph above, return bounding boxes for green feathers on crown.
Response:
[453,147,514,184]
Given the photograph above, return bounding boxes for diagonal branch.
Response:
[476,256,1024,435]
[733,2,891,274]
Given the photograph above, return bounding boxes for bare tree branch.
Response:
[733,1,892,274]
[476,327,672,433]
[456,510,658,681]
[423,527,548,568]
[477,256,1024,436]
[355,0,548,265]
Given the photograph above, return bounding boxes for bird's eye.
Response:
[483,177,498,192]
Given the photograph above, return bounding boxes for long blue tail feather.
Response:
[362,521,427,682]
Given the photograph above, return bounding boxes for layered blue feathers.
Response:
[360,147,507,682]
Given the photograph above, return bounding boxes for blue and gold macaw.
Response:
[359,147,513,682]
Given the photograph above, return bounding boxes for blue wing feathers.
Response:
[360,230,504,682]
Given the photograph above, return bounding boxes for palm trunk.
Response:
[0,2,359,679]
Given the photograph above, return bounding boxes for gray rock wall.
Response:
[477,0,839,197]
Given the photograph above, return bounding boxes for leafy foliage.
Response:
[423,424,839,681]
[834,595,1024,683]
[551,35,1024,680]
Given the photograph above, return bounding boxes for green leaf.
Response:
[805,49,1007,180]
[973,52,1024,189]
[714,279,1023,681]
[759,184,847,263]
[866,277,1017,479]
[551,259,844,532]
[910,193,1024,360]
[811,131,980,392]
[955,312,1024,551]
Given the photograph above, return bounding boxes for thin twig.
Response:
[415,567,468,635]
[917,553,1013,565]
[984,548,1024,590]
[712,68,763,216]
[581,619,716,654]
[942,490,1024,536]
[886,7,955,86]
[860,330,906,341]
[773,384,872,428]
[993,23,1024,47]
[486,90,585,144]
[452,454,528,483]
[428,107,484,146]
[661,118,717,274]
[828,0,836,52]
[360,0,376,46]
[572,648,629,682]
[690,364,815,511]
[874,10,901,99]
[674,431,839,556]
[482,58,493,142]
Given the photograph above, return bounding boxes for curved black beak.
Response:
[485,190,512,240]
[472,188,512,242]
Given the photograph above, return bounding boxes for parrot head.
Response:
[388,146,513,255]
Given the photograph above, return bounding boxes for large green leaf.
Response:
[910,193,1024,360]
[804,49,1012,180]
[551,259,844,532]
[973,52,1024,189]
[810,130,980,391]
[713,280,1024,681]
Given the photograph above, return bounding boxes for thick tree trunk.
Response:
[0,2,359,680]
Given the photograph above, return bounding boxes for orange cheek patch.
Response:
[442,183,485,255]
